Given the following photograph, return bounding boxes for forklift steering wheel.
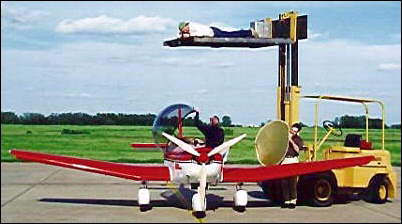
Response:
[322,120,343,136]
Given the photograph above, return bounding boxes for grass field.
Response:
[1,124,400,166]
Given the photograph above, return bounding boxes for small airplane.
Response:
[10,104,374,218]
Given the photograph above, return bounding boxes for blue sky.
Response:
[1,1,401,125]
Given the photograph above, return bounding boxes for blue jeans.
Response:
[210,26,252,38]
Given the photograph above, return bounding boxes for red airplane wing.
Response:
[222,156,374,182]
[10,149,170,181]
[130,143,168,150]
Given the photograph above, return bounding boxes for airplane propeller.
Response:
[162,132,247,159]
[207,134,247,157]
[198,163,207,210]
[161,132,200,156]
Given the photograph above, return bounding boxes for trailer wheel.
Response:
[307,175,335,207]
[364,176,388,204]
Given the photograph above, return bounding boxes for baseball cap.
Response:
[178,21,189,31]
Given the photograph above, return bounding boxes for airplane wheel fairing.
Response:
[234,189,248,207]
[138,188,150,206]
[192,193,206,212]
[364,175,388,204]
[306,175,336,207]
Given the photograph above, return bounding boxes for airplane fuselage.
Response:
[164,159,222,184]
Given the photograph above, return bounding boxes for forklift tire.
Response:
[364,176,388,204]
[306,175,335,207]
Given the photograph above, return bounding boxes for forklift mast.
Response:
[276,11,301,126]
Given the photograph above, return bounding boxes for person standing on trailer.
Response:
[281,123,304,209]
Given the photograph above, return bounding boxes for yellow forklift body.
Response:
[324,146,397,198]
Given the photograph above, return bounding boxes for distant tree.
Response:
[1,112,20,124]
[390,124,401,129]
[221,115,232,127]
[334,115,388,129]
[368,118,383,129]
[19,113,47,125]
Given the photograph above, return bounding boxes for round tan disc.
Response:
[255,120,289,166]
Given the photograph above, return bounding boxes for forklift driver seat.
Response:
[344,134,361,147]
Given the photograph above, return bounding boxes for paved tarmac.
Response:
[1,163,401,223]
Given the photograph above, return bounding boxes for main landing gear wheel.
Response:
[364,176,389,204]
[138,187,151,212]
[323,120,343,136]
[306,175,336,207]
[233,189,248,212]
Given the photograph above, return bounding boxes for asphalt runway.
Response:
[1,163,401,223]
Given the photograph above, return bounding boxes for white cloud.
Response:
[377,63,401,71]
[161,56,206,66]
[55,15,176,35]
[1,2,47,29]
[308,29,329,40]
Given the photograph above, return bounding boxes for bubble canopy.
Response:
[152,104,195,146]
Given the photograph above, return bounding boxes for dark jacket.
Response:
[285,134,304,157]
[195,112,224,148]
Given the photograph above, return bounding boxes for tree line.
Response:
[1,111,400,128]
[1,111,234,127]
[333,115,400,129]
[1,112,157,126]
[261,115,399,129]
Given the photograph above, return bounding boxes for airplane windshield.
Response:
[152,104,195,148]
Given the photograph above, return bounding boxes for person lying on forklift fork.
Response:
[178,21,259,38]
[281,122,304,209]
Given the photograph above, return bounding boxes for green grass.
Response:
[1,124,400,166]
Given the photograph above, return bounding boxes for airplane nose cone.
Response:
[198,152,209,163]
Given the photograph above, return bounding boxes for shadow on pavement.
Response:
[39,187,277,212]
[39,187,358,213]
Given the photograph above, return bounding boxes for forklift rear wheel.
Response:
[308,175,335,207]
[364,176,388,204]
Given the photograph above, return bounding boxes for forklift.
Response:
[294,95,398,206]
[163,11,397,206]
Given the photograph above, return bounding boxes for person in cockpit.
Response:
[193,109,225,148]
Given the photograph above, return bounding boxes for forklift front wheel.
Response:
[364,176,388,204]
[307,175,335,207]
